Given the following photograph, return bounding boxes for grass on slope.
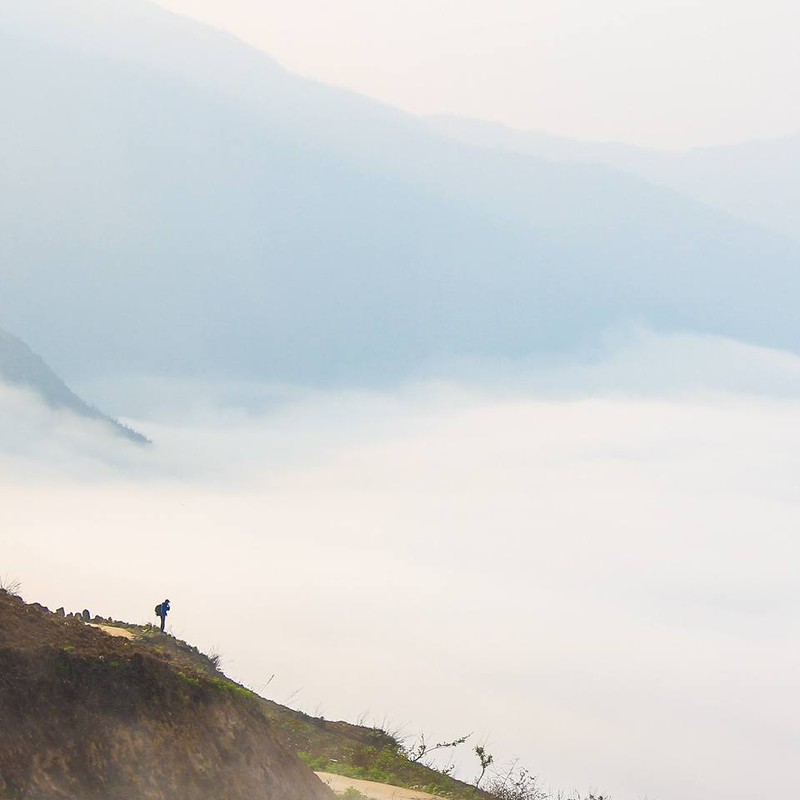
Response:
[89,617,486,799]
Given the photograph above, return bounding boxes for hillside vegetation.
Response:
[74,616,489,800]
[0,592,487,800]
[0,591,606,800]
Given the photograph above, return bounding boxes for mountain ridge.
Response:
[426,114,800,244]
[0,328,149,444]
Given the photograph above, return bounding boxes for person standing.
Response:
[155,598,171,632]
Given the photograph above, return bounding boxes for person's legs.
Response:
[160,614,165,632]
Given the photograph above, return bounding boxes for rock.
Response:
[82,610,91,621]
[56,607,65,617]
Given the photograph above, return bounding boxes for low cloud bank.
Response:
[3,331,800,800]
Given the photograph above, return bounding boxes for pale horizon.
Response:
[154,0,800,151]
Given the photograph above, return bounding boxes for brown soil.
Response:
[0,591,333,800]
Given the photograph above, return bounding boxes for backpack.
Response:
[155,603,162,617]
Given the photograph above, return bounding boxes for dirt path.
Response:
[315,773,445,800]
[87,624,136,640]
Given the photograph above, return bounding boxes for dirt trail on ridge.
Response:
[87,623,136,639]
[316,772,445,800]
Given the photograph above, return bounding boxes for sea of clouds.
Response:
[3,330,800,800]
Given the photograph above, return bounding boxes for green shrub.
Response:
[177,671,200,687]
[341,788,370,800]
[206,676,254,700]
[299,752,331,771]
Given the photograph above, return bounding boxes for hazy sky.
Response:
[154,0,800,149]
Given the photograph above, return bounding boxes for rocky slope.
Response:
[0,590,332,800]
[0,328,148,444]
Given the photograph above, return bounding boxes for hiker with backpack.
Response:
[154,598,171,632]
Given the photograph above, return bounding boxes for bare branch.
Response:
[405,731,472,763]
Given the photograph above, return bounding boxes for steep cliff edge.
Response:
[0,590,332,800]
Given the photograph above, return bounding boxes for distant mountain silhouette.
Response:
[0,329,148,444]
[427,115,800,245]
[1,0,799,386]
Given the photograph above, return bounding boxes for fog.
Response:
[4,334,800,800]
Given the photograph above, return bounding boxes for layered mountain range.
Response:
[1,0,798,389]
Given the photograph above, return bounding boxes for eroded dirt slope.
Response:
[0,591,332,800]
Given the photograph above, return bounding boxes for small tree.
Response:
[474,745,494,788]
